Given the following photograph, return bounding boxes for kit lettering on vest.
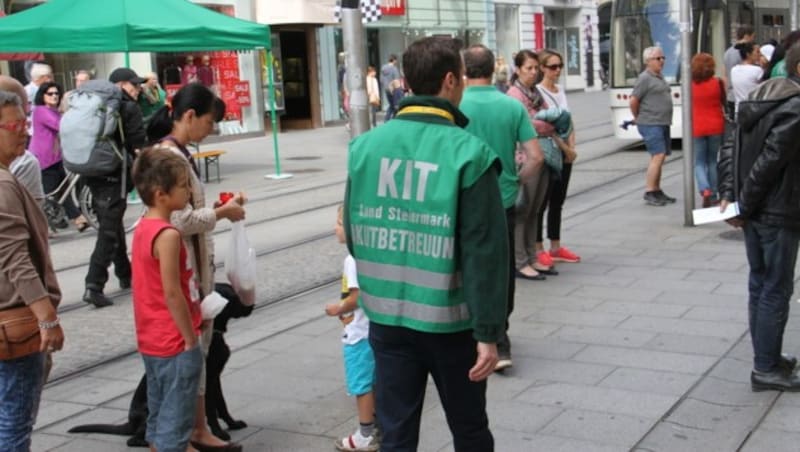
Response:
[378,158,439,202]
[350,225,455,259]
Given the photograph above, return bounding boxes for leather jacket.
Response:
[718,75,800,228]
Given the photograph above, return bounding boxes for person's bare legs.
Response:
[646,153,666,192]
[191,396,227,446]
[357,391,375,425]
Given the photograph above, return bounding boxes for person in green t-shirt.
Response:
[139,72,166,126]
[460,44,542,373]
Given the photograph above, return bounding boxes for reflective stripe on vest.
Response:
[360,292,471,324]
[356,260,461,291]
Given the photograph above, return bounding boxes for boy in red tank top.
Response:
[131,148,203,452]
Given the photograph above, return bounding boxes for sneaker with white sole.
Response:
[335,430,379,452]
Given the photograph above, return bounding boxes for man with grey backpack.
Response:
[61,68,147,307]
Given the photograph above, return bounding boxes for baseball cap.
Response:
[109,68,147,85]
[761,44,775,62]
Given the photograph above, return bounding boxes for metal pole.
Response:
[792,0,798,32]
[342,0,371,137]
[680,0,694,226]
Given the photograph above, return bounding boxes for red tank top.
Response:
[132,217,201,357]
[691,78,725,137]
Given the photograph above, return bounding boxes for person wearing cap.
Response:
[81,68,147,308]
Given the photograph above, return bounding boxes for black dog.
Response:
[68,283,254,447]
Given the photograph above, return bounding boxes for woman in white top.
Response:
[534,49,581,264]
[366,66,380,127]
[730,42,763,110]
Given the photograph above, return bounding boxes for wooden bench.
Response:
[192,150,226,183]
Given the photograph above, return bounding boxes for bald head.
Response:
[463,45,495,80]
[0,75,28,107]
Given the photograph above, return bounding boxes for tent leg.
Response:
[264,47,291,180]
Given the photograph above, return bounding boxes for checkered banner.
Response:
[334,0,382,24]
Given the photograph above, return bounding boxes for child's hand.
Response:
[325,303,341,316]
[234,191,247,205]
[184,337,198,351]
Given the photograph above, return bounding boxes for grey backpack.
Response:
[60,80,126,177]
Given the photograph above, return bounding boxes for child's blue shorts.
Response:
[343,338,375,396]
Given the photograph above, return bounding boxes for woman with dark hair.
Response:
[730,42,763,111]
[690,53,725,207]
[506,49,557,280]
[147,82,245,452]
[31,81,88,231]
[767,30,800,79]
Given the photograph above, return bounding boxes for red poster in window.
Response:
[381,0,405,15]
[165,84,181,104]
[534,13,544,50]
[234,81,251,106]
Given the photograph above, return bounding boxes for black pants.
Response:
[536,163,573,242]
[497,208,515,355]
[369,322,493,452]
[84,181,131,291]
[41,162,80,220]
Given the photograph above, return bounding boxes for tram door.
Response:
[758,9,789,43]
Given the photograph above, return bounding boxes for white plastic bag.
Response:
[224,222,257,306]
[200,291,229,320]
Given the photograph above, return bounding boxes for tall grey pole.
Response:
[792,0,798,31]
[342,0,371,137]
[680,0,694,226]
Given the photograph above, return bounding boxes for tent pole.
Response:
[265,46,291,180]
[125,52,130,68]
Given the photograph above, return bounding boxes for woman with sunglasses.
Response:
[31,82,89,232]
[507,49,557,280]
[535,49,580,264]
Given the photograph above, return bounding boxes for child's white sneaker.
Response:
[334,430,379,452]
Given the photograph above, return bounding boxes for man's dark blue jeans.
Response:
[743,220,800,373]
[0,352,45,451]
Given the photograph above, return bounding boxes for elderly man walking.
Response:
[629,46,675,206]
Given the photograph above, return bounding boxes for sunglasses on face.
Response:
[45,91,60,97]
[544,64,564,70]
[0,120,27,133]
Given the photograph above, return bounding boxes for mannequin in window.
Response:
[197,54,215,88]
[182,55,198,85]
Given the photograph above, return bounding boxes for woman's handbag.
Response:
[0,305,41,360]
[540,137,563,174]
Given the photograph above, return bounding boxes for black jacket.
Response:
[118,91,147,155]
[718,76,800,228]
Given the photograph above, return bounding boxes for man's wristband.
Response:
[38,317,60,329]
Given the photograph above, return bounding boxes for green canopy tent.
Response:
[0,0,286,176]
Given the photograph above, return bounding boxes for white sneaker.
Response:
[335,430,379,452]
[495,358,513,372]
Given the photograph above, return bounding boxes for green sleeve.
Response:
[517,104,537,141]
[458,165,509,343]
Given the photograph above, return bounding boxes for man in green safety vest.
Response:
[345,36,509,451]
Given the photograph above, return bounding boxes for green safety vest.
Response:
[347,105,498,334]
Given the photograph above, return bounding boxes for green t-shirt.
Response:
[771,60,787,78]
[460,85,537,208]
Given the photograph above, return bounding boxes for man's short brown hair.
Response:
[402,37,462,96]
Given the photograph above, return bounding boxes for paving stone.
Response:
[517,382,677,418]
[629,278,720,293]
[660,258,744,272]
[573,345,716,374]
[507,321,563,340]
[491,431,625,452]
[707,357,752,384]
[713,281,750,296]
[233,393,351,436]
[599,367,699,396]
[758,402,800,432]
[248,331,317,352]
[486,374,539,401]
[661,397,770,434]
[551,325,656,348]
[551,273,637,288]
[34,400,90,431]
[524,309,629,328]
[509,336,587,360]
[588,255,667,268]
[505,357,616,385]
[237,427,340,452]
[526,297,605,312]
[686,269,750,282]
[619,316,745,339]
[634,419,747,452]
[593,300,690,318]
[30,433,73,451]
[571,285,660,302]
[681,305,748,323]
[41,407,128,435]
[46,437,131,451]
[224,346,274,370]
[604,266,690,280]
[515,279,582,296]
[487,400,563,433]
[653,290,743,307]
[739,428,800,452]
[224,366,342,402]
[539,408,655,447]
[689,376,774,407]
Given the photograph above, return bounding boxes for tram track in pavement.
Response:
[47,139,680,385]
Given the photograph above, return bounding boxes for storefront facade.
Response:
[490,0,601,92]
[0,0,266,138]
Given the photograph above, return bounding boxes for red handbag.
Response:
[0,305,41,360]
